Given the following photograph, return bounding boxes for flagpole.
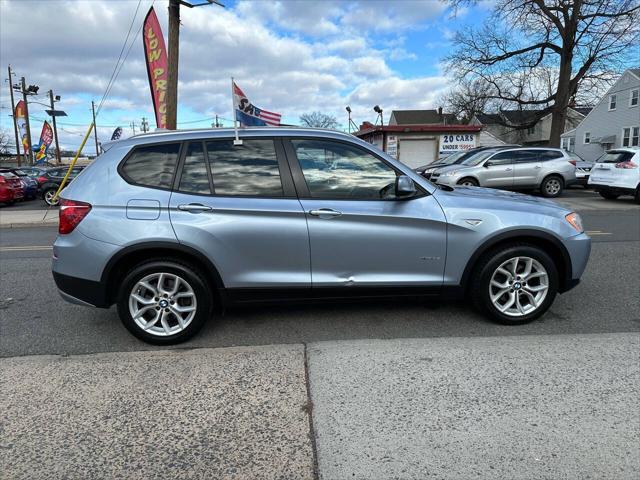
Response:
[231,77,242,145]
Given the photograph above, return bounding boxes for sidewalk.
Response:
[0,209,58,229]
[2,333,639,479]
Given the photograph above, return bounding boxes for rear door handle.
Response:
[505,168,513,171]
[534,165,542,169]
[178,203,213,213]
[309,208,342,218]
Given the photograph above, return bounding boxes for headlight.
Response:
[565,212,583,233]
[441,170,459,177]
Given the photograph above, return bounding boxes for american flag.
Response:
[232,82,281,127]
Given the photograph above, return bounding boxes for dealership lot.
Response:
[1,189,639,479]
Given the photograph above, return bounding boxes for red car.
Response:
[0,171,24,205]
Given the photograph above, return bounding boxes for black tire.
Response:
[635,187,640,205]
[43,188,59,206]
[598,190,620,200]
[116,259,212,345]
[540,175,564,198]
[470,243,559,325]
[457,177,479,187]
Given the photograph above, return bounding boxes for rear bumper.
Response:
[589,183,636,195]
[53,271,110,308]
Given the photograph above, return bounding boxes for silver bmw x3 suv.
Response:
[53,128,590,344]
[431,147,578,197]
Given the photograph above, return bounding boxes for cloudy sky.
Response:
[0,0,490,150]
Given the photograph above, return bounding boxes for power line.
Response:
[96,0,144,115]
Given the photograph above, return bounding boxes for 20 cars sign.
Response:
[439,133,476,155]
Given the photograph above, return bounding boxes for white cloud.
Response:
[0,0,457,149]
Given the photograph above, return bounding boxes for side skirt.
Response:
[221,285,464,307]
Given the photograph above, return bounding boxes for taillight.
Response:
[568,160,577,166]
[37,175,48,184]
[59,199,92,234]
[615,160,638,169]
[0,176,5,184]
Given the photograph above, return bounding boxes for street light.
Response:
[346,106,358,134]
[373,105,383,126]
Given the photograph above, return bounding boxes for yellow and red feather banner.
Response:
[142,7,168,130]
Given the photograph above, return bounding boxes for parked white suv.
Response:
[588,148,640,204]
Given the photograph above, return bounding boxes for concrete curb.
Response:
[0,221,57,229]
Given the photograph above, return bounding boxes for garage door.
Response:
[398,139,436,168]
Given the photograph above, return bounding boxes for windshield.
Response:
[596,151,635,163]
[462,150,497,166]
[440,151,467,165]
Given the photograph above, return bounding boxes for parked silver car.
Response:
[430,147,578,197]
[52,128,590,344]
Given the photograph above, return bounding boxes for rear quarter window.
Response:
[121,143,181,189]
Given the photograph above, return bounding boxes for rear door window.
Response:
[179,142,211,195]
[121,143,181,189]
[206,139,283,197]
[538,150,564,161]
[511,150,540,163]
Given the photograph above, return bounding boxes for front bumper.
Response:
[560,232,591,293]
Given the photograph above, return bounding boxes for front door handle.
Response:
[309,208,342,218]
[505,168,513,171]
[178,203,213,213]
[534,165,542,169]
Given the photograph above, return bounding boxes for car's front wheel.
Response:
[471,244,558,325]
[457,177,479,187]
[117,259,211,344]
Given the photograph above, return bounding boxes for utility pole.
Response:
[166,1,224,130]
[141,117,149,133]
[49,90,62,165]
[166,0,180,130]
[91,101,99,156]
[7,66,21,166]
[20,77,34,165]
[130,121,137,136]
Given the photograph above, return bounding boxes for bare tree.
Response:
[446,0,640,145]
[299,112,339,129]
[0,128,11,155]
[438,78,495,123]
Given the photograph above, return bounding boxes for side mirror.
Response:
[483,161,492,168]
[395,175,417,197]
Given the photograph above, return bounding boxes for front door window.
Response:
[291,139,398,199]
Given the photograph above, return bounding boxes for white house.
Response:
[561,68,640,161]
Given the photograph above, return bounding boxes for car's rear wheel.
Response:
[458,177,479,187]
[598,190,620,200]
[117,259,211,344]
[471,244,558,325]
[540,175,564,198]
[634,187,640,204]
[43,188,60,206]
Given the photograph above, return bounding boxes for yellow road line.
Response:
[0,246,53,251]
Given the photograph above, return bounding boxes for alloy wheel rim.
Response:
[545,179,561,195]
[461,180,476,186]
[128,272,197,336]
[489,256,549,317]
[45,191,57,204]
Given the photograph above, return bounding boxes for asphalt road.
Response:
[1,204,638,357]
